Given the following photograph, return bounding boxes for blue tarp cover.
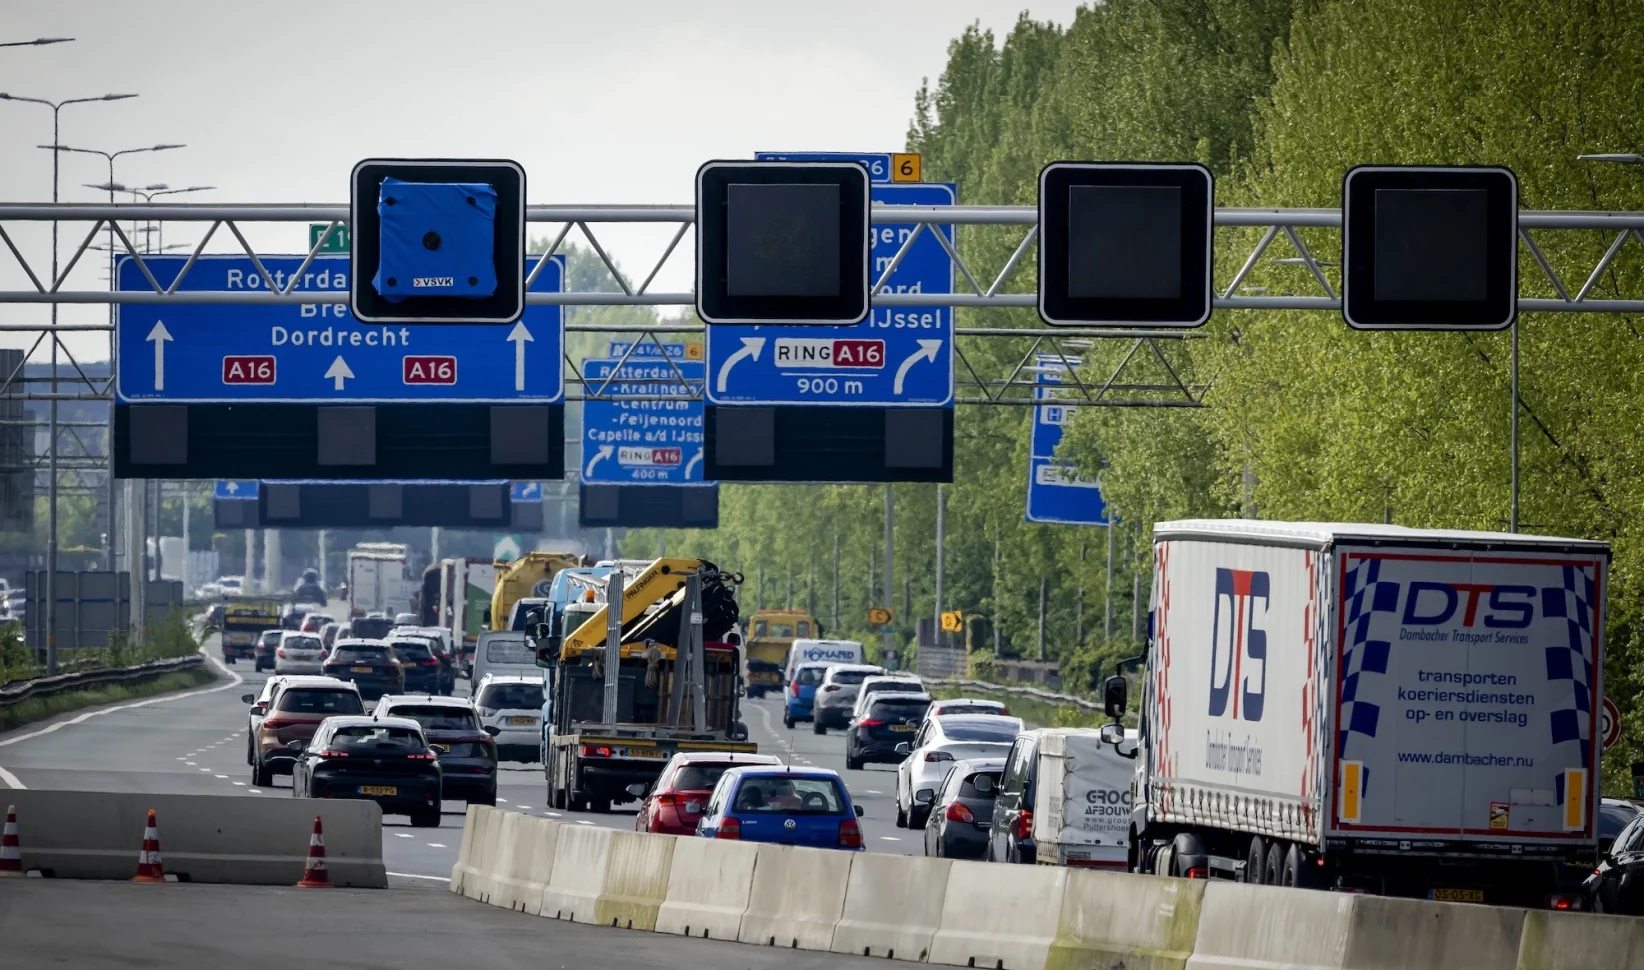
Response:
[373,177,497,300]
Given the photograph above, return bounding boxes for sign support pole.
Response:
[934,484,945,650]
[603,572,624,726]
[883,485,895,669]
[1510,318,1520,533]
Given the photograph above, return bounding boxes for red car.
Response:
[632,752,784,836]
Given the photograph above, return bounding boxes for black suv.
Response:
[845,692,931,771]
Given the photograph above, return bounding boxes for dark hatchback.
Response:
[322,640,405,700]
[1586,804,1644,914]
[845,692,932,771]
[389,639,444,694]
[253,629,283,672]
[291,716,442,827]
[922,758,1004,859]
[374,698,497,806]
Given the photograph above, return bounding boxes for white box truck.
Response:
[1106,520,1607,909]
[1033,727,1137,868]
[347,547,410,619]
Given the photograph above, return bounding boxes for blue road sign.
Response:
[1025,356,1109,525]
[214,480,258,500]
[606,340,693,360]
[708,167,953,408]
[755,151,894,183]
[580,357,707,485]
[510,481,542,502]
[115,254,563,403]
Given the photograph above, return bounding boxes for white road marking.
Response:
[575,820,594,825]
[214,774,228,779]
[865,790,883,795]
[0,644,245,790]
[880,836,902,841]
[198,768,210,772]
[545,812,563,818]
[426,842,447,848]
[176,757,187,761]
[517,805,532,810]
[497,798,508,804]
[395,833,413,838]
[233,782,246,786]
[388,871,450,882]
[185,762,197,766]
[248,789,263,794]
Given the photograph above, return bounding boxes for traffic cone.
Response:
[133,809,166,883]
[295,815,332,888]
[1,804,22,877]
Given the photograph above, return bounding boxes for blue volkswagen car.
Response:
[696,766,865,851]
[782,662,830,729]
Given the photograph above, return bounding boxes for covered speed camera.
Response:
[350,158,526,324]
[696,160,870,325]
[1038,162,1214,327]
[1342,165,1518,330]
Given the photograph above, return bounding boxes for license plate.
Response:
[358,785,397,796]
[891,724,916,732]
[506,716,537,725]
[685,800,702,814]
[1429,887,1485,903]
[624,747,667,759]
[351,666,373,673]
[292,654,313,661]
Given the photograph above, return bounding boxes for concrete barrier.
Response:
[928,859,1068,970]
[511,816,561,917]
[737,843,854,950]
[1343,894,1524,970]
[4,788,385,887]
[538,823,613,923]
[491,813,557,914]
[1516,908,1644,970]
[655,836,759,940]
[1185,881,1348,970]
[468,804,508,904]
[449,804,490,896]
[830,852,953,961]
[1045,868,1204,970]
[593,829,678,930]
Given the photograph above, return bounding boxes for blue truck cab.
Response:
[782,661,831,729]
[697,766,864,851]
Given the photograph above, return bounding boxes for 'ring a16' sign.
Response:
[1602,696,1621,751]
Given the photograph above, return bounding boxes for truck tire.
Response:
[589,797,611,814]
[1242,837,1266,883]
[411,807,441,828]
[1170,833,1207,878]
[1280,844,1304,888]
[1264,841,1286,886]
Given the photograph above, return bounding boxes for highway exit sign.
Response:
[309,223,350,254]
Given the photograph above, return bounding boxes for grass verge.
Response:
[0,667,218,732]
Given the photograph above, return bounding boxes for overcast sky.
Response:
[0,0,1082,361]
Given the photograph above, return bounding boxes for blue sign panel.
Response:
[1025,356,1109,525]
[580,357,707,485]
[708,166,953,408]
[214,480,258,501]
[510,481,542,502]
[115,254,563,403]
[754,151,894,183]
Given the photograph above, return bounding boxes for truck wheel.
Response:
[1264,841,1286,886]
[1242,837,1265,883]
[1280,844,1304,888]
[589,797,611,814]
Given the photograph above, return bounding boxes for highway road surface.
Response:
[0,878,898,970]
[0,639,920,880]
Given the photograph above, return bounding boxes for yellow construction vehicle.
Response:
[489,551,584,631]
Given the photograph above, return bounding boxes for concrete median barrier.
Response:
[491,813,562,914]
[1343,894,1524,970]
[539,822,613,923]
[928,859,1067,970]
[655,835,759,940]
[830,851,952,961]
[449,804,491,897]
[465,804,508,904]
[1185,881,1348,970]
[5,788,385,887]
[737,843,853,950]
[1516,907,1644,969]
[593,829,677,931]
[1046,868,1203,970]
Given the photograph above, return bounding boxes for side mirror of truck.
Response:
[1103,674,1127,719]
[626,783,648,799]
[730,721,749,742]
[482,609,491,625]
[894,742,911,756]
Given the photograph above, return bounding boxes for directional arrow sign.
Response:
[581,357,709,486]
[1025,354,1109,526]
[707,175,954,407]
[213,479,258,500]
[115,253,564,403]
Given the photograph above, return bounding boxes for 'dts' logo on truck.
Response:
[1209,568,1268,722]
[1399,582,1536,629]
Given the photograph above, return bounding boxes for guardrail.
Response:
[0,654,205,709]
[931,678,1104,713]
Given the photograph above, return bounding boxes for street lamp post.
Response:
[42,141,184,647]
[0,90,138,673]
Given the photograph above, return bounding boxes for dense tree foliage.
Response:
[623,0,1644,792]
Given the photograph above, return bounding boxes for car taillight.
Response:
[999,707,1009,715]
[859,719,885,728]
[656,793,679,809]
[261,717,294,729]
[1546,894,1579,911]
[716,817,741,840]
[419,658,438,666]
[945,802,975,823]
[1186,866,1208,879]
[838,817,863,848]
[1015,809,1033,840]
[276,647,286,658]
[314,749,349,758]
[791,680,800,696]
[924,750,953,762]
[407,752,436,761]
[582,744,612,757]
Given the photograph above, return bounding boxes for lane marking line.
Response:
[248,789,263,794]
[0,643,245,790]
[214,774,228,779]
[395,833,413,838]
[186,762,197,766]
[232,781,246,786]
[426,842,447,848]
[388,871,450,882]
[880,836,901,841]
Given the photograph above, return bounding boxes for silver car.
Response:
[812,663,885,734]
[273,630,327,675]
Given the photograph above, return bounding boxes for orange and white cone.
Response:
[133,808,166,883]
[1,804,22,877]
[295,815,331,888]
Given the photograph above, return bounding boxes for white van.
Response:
[783,638,865,683]
[469,630,543,696]
[1031,727,1138,868]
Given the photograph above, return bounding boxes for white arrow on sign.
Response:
[324,355,355,391]
[507,322,533,391]
[715,337,766,394]
[893,339,943,395]
[584,444,614,478]
[224,481,240,494]
[684,448,703,480]
[147,321,173,391]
